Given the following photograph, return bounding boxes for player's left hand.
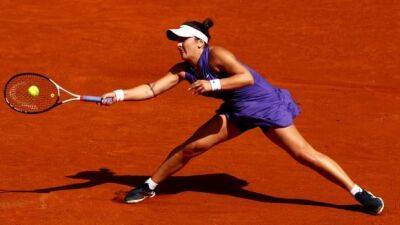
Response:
[188,80,212,95]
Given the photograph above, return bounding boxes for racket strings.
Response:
[4,74,58,113]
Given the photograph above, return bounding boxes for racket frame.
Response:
[4,72,107,114]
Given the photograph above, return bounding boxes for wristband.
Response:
[210,79,221,91]
[113,89,125,102]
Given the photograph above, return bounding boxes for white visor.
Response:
[167,25,209,43]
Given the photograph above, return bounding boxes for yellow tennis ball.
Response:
[28,85,40,96]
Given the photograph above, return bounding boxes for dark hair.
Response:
[184,18,214,39]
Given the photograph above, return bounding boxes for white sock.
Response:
[350,184,362,196]
[145,178,158,190]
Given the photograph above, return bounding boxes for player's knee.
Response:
[290,142,308,158]
[295,148,326,167]
[181,142,209,159]
[309,152,328,167]
[291,143,317,163]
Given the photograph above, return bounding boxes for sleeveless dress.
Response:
[184,46,301,132]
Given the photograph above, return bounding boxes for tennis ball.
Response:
[28,85,40,96]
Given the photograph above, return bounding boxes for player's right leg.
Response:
[124,114,243,203]
[263,124,384,215]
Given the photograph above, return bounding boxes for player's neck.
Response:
[186,48,204,68]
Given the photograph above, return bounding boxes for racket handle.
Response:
[81,95,113,103]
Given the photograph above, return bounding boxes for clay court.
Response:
[0,0,399,224]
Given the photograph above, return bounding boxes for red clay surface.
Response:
[0,1,399,224]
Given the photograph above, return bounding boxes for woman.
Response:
[101,18,384,215]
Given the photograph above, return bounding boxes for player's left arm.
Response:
[211,46,254,90]
[189,46,254,94]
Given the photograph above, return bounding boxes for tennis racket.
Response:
[4,72,112,114]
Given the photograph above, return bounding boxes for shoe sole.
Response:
[125,192,156,204]
[364,197,384,215]
[373,197,384,215]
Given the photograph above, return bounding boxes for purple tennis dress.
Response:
[184,47,301,132]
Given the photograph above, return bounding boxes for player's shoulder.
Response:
[169,62,190,78]
[210,46,231,54]
[209,46,236,65]
[209,46,235,59]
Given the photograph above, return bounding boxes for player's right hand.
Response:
[100,92,117,105]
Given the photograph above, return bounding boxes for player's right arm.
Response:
[101,63,186,104]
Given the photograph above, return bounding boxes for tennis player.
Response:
[101,18,384,214]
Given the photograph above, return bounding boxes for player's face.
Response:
[176,37,200,60]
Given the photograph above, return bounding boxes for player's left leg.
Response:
[262,124,384,215]
[124,114,243,204]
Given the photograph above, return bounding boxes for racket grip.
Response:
[81,95,113,103]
